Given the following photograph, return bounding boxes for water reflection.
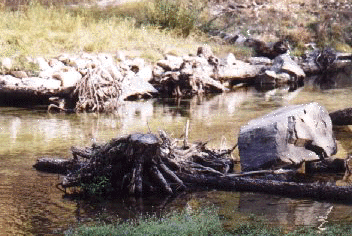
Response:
[1,74,352,234]
[238,192,334,227]
[306,66,352,90]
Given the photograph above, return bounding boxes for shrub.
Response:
[146,0,207,36]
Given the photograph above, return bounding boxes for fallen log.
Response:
[33,128,352,202]
[33,156,78,174]
[175,172,352,201]
[306,157,346,173]
[329,107,352,126]
[0,75,75,107]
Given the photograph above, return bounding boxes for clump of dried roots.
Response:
[74,68,122,112]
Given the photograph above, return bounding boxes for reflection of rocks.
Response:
[305,67,352,90]
[239,192,333,227]
[153,88,256,119]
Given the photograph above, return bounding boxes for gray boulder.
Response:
[238,102,337,171]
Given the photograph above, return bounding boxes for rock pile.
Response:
[0,53,157,111]
[1,45,351,111]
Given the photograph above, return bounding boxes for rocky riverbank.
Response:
[1,45,351,112]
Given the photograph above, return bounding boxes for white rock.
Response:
[258,70,292,84]
[52,69,82,88]
[48,59,65,71]
[39,69,54,79]
[116,51,126,61]
[157,55,184,71]
[223,53,237,65]
[197,45,213,58]
[273,54,305,79]
[120,74,158,100]
[97,53,115,66]
[57,54,70,64]
[248,57,272,65]
[10,71,28,78]
[1,57,13,71]
[136,65,153,82]
[36,57,51,71]
[218,60,261,79]
[105,64,123,81]
[128,58,145,72]
[0,75,21,86]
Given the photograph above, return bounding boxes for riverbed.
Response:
[1,71,352,235]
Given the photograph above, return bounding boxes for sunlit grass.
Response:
[66,207,227,236]
[0,2,217,62]
[65,205,352,236]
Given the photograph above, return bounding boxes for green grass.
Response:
[66,207,227,236]
[65,206,352,236]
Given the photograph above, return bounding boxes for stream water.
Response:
[1,69,352,235]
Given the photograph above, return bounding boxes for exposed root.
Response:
[59,130,234,196]
[74,68,122,112]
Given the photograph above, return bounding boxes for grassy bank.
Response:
[1,0,351,66]
[0,0,252,63]
[0,2,201,61]
[65,207,352,236]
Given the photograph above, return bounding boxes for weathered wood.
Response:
[150,165,173,195]
[226,168,295,177]
[306,158,346,173]
[71,146,93,160]
[329,108,352,126]
[159,163,186,190]
[176,172,352,201]
[34,129,352,202]
[33,157,76,174]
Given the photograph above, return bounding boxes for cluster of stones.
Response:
[0,45,350,112]
[0,47,307,96]
[0,52,156,100]
[153,46,306,96]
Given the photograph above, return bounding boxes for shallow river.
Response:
[1,71,352,235]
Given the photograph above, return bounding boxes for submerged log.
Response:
[306,158,346,173]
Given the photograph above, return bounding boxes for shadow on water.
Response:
[1,67,352,234]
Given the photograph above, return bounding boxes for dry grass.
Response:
[0,0,351,64]
[0,2,212,62]
[0,1,252,63]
